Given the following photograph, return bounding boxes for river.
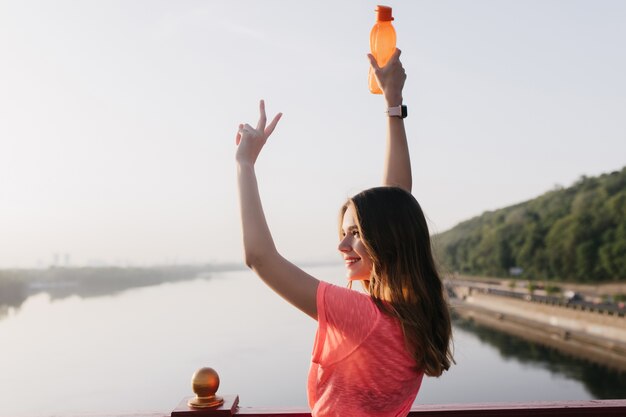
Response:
[0,265,624,416]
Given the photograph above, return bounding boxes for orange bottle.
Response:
[368,5,396,94]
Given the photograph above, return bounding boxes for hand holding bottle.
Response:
[368,48,406,107]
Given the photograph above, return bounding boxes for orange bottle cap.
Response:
[375,5,394,22]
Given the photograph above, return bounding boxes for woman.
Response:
[235,49,453,417]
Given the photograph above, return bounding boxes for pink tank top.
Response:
[308,281,424,417]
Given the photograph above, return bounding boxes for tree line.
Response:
[434,166,626,282]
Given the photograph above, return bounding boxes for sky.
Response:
[1,0,625,268]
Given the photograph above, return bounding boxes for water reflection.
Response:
[453,316,626,399]
[0,276,29,318]
[0,265,229,319]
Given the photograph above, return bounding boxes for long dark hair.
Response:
[339,186,453,377]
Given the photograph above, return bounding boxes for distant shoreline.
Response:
[0,264,228,316]
[0,261,341,317]
[450,273,626,297]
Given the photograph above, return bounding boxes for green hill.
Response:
[434,167,626,282]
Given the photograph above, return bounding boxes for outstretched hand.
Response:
[235,100,282,165]
[367,48,406,106]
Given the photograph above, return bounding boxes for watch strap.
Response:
[386,104,407,119]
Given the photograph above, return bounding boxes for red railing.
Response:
[170,399,626,417]
[169,368,626,417]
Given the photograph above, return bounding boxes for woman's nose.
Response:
[338,236,351,253]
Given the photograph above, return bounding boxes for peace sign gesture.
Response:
[235,100,282,165]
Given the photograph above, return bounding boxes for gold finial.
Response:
[187,367,224,409]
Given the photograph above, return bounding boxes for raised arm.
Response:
[368,49,411,192]
[235,100,319,319]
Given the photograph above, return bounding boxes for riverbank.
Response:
[451,294,626,371]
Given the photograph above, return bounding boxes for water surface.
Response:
[0,265,623,416]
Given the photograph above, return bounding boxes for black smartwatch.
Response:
[386,104,407,119]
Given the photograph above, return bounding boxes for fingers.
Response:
[390,48,401,63]
[367,53,381,72]
[265,112,282,137]
[368,48,401,69]
[236,123,254,143]
[235,123,243,145]
[236,101,282,146]
[256,99,267,131]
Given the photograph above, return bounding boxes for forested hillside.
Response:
[435,167,626,282]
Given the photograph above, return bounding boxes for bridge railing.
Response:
[169,368,626,417]
[230,400,626,417]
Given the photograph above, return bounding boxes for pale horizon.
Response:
[1,1,625,268]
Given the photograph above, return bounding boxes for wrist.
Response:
[385,95,403,107]
[237,160,256,170]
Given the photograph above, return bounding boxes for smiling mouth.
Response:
[345,258,360,267]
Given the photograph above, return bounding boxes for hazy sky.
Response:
[1,0,625,268]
